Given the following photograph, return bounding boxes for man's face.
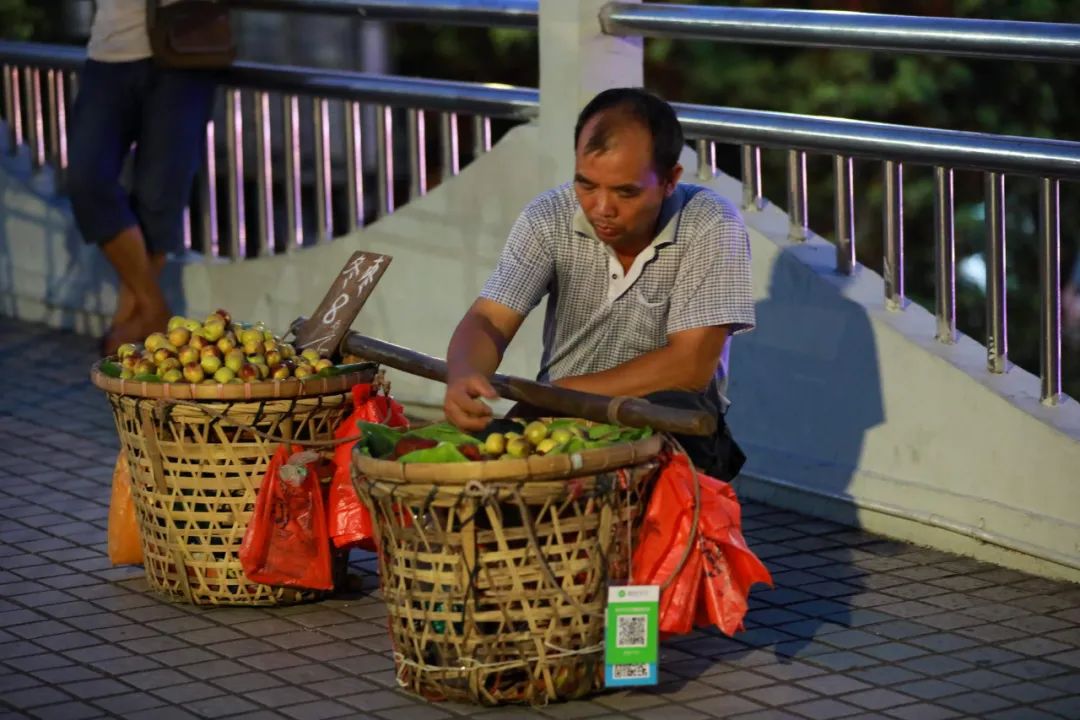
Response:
[573,116,680,250]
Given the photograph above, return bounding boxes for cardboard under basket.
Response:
[92,361,377,605]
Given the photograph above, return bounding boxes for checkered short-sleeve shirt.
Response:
[480,182,755,388]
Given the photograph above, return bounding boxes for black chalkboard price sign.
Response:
[292,250,392,357]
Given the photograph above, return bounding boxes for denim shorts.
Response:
[67,59,217,255]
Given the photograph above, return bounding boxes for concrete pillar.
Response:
[537,0,644,184]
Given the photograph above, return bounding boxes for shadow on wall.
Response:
[0,149,187,334]
[716,245,886,664]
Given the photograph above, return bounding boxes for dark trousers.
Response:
[642,390,746,481]
[67,59,217,255]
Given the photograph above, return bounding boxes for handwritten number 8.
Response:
[323,293,349,325]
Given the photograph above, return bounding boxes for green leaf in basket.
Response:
[618,426,653,442]
[132,373,162,383]
[398,442,470,464]
[587,423,620,441]
[99,361,123,378]
[355,421,403,460]
[313,362,370,378]
[404,422,483,446]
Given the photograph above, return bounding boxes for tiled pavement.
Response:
[1,316,1079,720]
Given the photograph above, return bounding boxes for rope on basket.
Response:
[393,638,605,679]
[458,480,589,618]
[657,434,702,592]
[150,371,396,449]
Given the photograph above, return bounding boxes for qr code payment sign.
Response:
[616,614,648,648]
[611,664,650,680]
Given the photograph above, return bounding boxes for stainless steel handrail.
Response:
[601,2,1080,63]
[674,103,1080,181]
[228,0,538,28]
[0,42,538,119]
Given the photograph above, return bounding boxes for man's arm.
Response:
[554,325,730,397]
[444,298,527,430]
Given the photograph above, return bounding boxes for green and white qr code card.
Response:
[604,585,659,687]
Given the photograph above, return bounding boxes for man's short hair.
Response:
[573,87,684,175]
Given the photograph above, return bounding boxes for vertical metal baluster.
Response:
[46,69,58,167]
[182,206,193,252]
[345,100,364,231]
[200,120,220,259]
[6,66,23,154]
[934,167,956,343]
[2,65,12,150]
[26,67,45,168]
[1039,177,1062,404]
[407,108,427,199]
[472,114,491,157]
[696,139,715,180]
[787,150,807,241]
[225,89,245,260]
[47,68,68,186]
[314,97,333,243]
[254,90,274,256]
[376,105,393,218]
[835,155,856,274]
[883,160,905,310]
[283,94,303,251]
[440,111,460,179]
[984,171,1007,373]
[741,144,763,211]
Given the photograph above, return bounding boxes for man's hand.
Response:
[444,373,498,431]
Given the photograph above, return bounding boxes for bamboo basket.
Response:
[352,432,664,705]
[91,361,378,605]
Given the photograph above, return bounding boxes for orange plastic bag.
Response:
[239,445,333,590]
[107,452,143,565]
[632,452,772,637]
[328,384,409,550]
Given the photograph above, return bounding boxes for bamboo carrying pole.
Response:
[335,330,716,437]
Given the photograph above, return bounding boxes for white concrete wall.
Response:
[3,124,1078,581]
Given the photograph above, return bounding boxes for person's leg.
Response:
[66,60,146,348]
[131,66,217,261]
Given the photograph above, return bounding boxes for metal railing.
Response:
[1,1,1077,405]
[0,40,537,260]
[228,0,538,28]
[601,2,1079,406]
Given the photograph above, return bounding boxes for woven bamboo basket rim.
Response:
[90,360,378,401]
[353,432,663,485]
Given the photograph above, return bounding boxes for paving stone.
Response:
[839,688,916,711]
[211,672,285,694]
[373,705,454,720]
[795,674,873,696]
[3,686,73,709]
[858,643,926,663]
[686,695,764,717]
[804,652,876,672]
[181,694,261,719]
[1001,637,1073,657]
[998,658,1073,681]
[848,666,924,686]
[938,691,1016,714]
[783,697,863,719]
[338,690,416,712]
[986,709,1062,720]
[699,670,773,692]
[152,682,226,704]
[121,669,194,692]
[892,679,967,700]
[990,682,1066,704]
[883,703,962,720]
[1036,695,1080,718]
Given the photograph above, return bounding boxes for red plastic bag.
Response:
[632,452,772,637]
[328,383,409,550]
[239,444,333,590]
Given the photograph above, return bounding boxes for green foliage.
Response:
[0,0,41,40]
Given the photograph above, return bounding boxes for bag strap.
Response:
[146,0,159,29]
